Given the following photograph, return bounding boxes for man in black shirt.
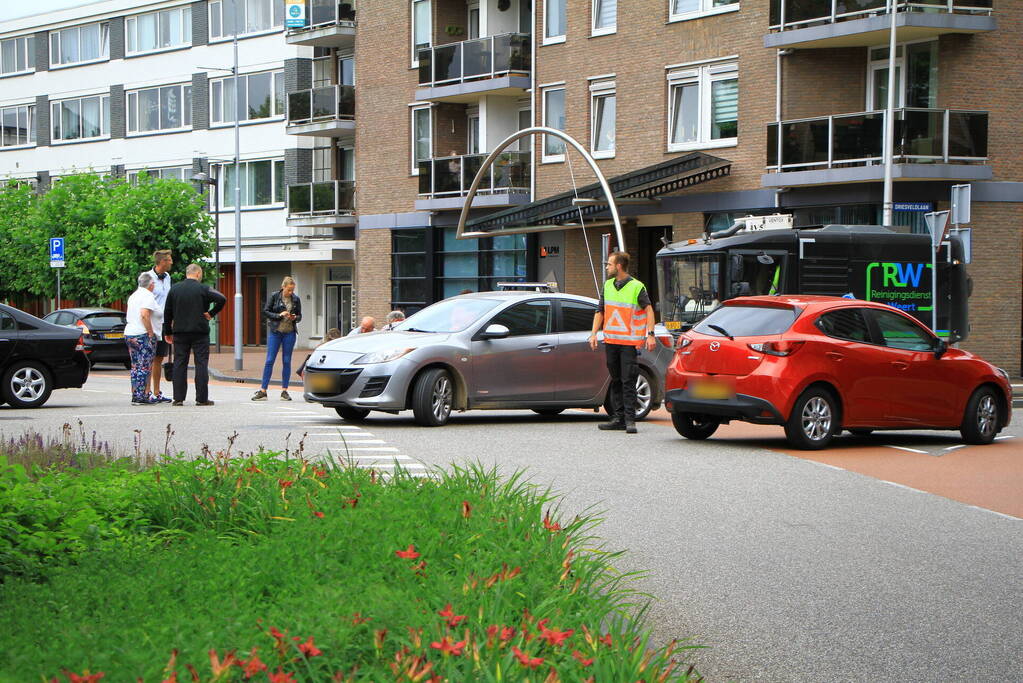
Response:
[162,264,226,406]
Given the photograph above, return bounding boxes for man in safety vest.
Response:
[588,251,657,434]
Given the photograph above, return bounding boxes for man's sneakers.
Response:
[598,419,626,431]
[151,393,173,404]
[280,390,292,401]
[196,400,215,407]
[251,390,268,401]
[171,401,184,406]
[625,422,638,434]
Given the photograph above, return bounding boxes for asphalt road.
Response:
[5,366,1022,682]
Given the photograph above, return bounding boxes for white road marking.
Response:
[994,435,1016,441]
[296,426,364,431]
[808,461,845,471]
[82,389,109,393]
[966,506,1020,521]
[885,445,929,454]
[879,480,923,492]
[75,411,177,418]
[943,445,966,452]
[311,439,386,445]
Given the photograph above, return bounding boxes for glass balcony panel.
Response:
[434,156,462,194]
[311,86,337,119]
[288,184,311,214]
[461,154,486,192]
[767,123,779,167]
[779,119,830,167]
[288,91,310,123]
[418,49,432,84]
[309,0,337,26]
[337,85,355,118]
[462,37,490,80]
[832,112,883,162]
[896,109,943,159]
[432,44,462,84]
[311,181,337,212]
[338,2,356,22]
[836,0,886,18]
[336,180,355,210]
[418,161,432,194]
[507,33,530,73]
[419,34,531,86]
[947,111,987,159]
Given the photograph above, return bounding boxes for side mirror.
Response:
[480,323,510,340]
[934,338,948,359]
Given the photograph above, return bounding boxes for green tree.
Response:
[0,181,42,301]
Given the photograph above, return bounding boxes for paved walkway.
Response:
[206,346,307,386]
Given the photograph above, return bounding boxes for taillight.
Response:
[747,341,803,357]
[656,333,673,348]
[676,337,692,350]
[75,319,91,336]
[76,334,89,353]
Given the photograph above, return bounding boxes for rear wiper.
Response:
[707,324,734,340]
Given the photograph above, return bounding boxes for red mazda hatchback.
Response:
[664,296,1013,450]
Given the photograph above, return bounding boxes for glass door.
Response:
[325,283,352,335]
[468,3,480,39]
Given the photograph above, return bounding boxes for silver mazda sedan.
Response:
[303,292,673,426]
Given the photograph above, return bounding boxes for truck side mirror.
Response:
[729,253,743,281]
[731,281,751,297]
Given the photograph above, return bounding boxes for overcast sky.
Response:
[0,0,104,22]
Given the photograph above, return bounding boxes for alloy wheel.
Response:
[432,375,452,422]
[801,396,832,442]
[635,373,652,418]
[12,367,45,402]
[976,394,997,439]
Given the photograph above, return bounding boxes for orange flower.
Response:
[313,511,325,519]
[351,612,371,625]
[244,464,262,473]
[297,636,322,657]
[437,604,466,628]
[500,626,516,642]
[572,650,594,667]
[208,649,238,676]
[278,479,294,490]
[395,544,420,559]
[542,511,561,532]
[267,668,296,683]
[538,624,574,647]
[66,673,105,683]
[461,500,472,519]
[374,629,389,650]
[241,652,267,679]
[430,636,467,656]
[598,633,613,647]
[343,497,359,508]
[511,646,544,669]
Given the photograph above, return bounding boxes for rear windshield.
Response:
[693,305,799,337]
[83,313,127,327]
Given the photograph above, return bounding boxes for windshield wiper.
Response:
[707,324,734,340]
[403,327,433,333]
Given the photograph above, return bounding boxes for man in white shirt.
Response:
[145,249,174,402]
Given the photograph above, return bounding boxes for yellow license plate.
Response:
[104,332,124,339]
[308,373,335,393]
[690,381,734,400]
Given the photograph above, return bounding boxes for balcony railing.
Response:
[287,0,356,32]
[766,108,988,171]
[287,85,355,125]
[287,180,355,215]
[770,0,992,31]
[418,33,531,87]
[418,152,531,198]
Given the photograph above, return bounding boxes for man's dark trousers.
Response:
[605,343,638,423]
[172,332,210,403]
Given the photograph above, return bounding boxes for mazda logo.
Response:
[709,341,720,351]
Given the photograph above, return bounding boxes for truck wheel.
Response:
[960,386,1000,445]
[335,406,370,422]
[412,368,452,427]
[671,412,719,440]
[3,361,53,409]
[785,387,838,450]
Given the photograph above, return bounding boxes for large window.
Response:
[1,105,35,148]
[392,229,429,312]
[49,22,110,66]
[216,159,285,208]
[545,0,566,41]
[50,95,110,142]
[211,71,284,123]
[1,36,34,75]
[667,60,737,151]
[411,105,432,174]
[127,84,192,133]
[590,80,616,157]
[126,7,192,54]
[542,87,566,161]
[412,0,431,61]
[670,0,739,22]
[592,0,616,35]
[127,166,194,184]
[209,0,285,39]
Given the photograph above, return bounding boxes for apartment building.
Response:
[0,0,357,349]
[350,0,1020,374]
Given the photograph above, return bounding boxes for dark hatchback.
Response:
[42,307,130,367]
[0,303,90,408]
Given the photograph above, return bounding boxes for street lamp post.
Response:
[231,0,243,371]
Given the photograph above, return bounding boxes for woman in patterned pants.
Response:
[124,272,160,406]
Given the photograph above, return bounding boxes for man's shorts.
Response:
[155,340,170,357]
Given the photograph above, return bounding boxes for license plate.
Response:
[307,373,335,393]
[104,332,124,339]
[690,380,734,400]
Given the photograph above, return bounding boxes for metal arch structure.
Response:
[455,126,626,252]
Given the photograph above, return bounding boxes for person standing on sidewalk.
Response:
[124,272,160,406]
[162,264,226,406]
[145,249,173,403]
[588,251,657,434]
[252,276,302,401]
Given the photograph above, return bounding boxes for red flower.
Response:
[269,627,286,643]
[267,668,296,683]
[538,624,574,647]
[395,544,420,559]
[598,633,613,647]
[313,511,325,519]
[542,512,561,532]
[500,626,516,642]
[374,629,388,650]
[313,468,327,478]
[241,653,267,679]
[461,500,472,519]
[572,650,594,667]
[208,649,238,676]
[437,603,466,628]
[430,636,467,656]
[297,636,322,657]
[66,673,105,683]
[351,612,371,625]
[278,479,294,490]
[511,646,544,669]
[244,465,262,473]
[343,497,359,508]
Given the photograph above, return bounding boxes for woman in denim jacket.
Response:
[252,276,302,401]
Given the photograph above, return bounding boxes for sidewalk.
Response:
[206,346,307,387]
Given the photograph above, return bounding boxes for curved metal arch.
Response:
[455,126,625,252]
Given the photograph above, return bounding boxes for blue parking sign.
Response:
[50,237,65,268]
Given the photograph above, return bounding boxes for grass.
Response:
[0,436,703,682]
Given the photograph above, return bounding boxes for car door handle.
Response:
[536,343,555,352]
[891,361,909,370]
[825,351,844,361]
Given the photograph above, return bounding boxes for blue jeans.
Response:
[261,330,297,390]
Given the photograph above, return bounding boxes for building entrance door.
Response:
[243,275,268,345]
[325,283,352,335]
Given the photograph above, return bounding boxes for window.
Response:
[412,0,431,62]
[592,0,616,35]
[127,84,192,133]
[489,300,552,337]
[216,159,285,207]
[561,300,598,332]
[545,0,566,41]
[411,105,432,174]
[49,22,110,66]
[211,71,284,123]
[1,36,34,75]
[439,229,527,298]
[870,310,934,352]
[542,87,566,161]
[590,80,615,157]
[693,305,798,337]
[867,41,937,110]
[0,311,15,331]
[1,105,35,148]
[670,0,739,22]
[816,309,871,343]
[127,166,193,184]
[516,108,531,152]
[126,7,192,54]
[392,228,429,311]
[209,0,285,39]
[668,60,737,151]
[50,95,110,141]
[467,113,481,154]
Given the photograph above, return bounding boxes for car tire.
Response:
[531,408,565,416]
[960,386,1001,445]
[412,368,453,427]
[603,369,655,422]
[2,361,53,409]
[784,386,838,450]
[848,428,873,436]
[671,412,719,440]
[335,406,370,422]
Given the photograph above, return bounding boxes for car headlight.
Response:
[353,348,416,365]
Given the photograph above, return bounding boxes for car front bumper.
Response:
[664,388,783,424]
[302,360,418,411]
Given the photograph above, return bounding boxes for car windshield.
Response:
[393,297,502,333]
[693,305,799,337]
[658,253,723,328]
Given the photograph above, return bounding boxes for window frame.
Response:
[213,158,286,209]
[126,166,194,184]
[410,103,432,175]
[126,83,193,135]
[865,308,938,352]
[557,299,599,333]
[125,6,192,56]
[0,35,35,76]
[209,70,285,125]
[541,86,566,163]
[668,0,740,24]
[208,0,285,41]
[49,22,110,68]
[484,299,553,337]
[814,308,873,344]
[589,79,616,158]
[411,0,432,68]
[0,103,36,149]
[49,94,111,143]
[666,59,738,152]
[592,0,617,37]
[544,0,567,44]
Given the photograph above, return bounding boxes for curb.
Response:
[208,367,289,387]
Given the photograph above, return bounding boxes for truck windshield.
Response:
[657,253,722,329]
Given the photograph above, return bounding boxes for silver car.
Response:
[303,292,673,426]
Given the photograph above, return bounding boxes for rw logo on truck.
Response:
[865,262,933,313]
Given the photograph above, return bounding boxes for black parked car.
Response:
[0,303,90,408]
[42,307,130,368]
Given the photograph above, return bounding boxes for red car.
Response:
[664,296,1013,449]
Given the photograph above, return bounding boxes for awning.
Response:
[462,152,731,236]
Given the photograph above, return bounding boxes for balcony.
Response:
[415,151,531,211]
[286,85,355,137]
[285,0,356,49]
[763,108,991,187]
[765,0,994,49]
[286,181,356,230]
[416,33,531,103]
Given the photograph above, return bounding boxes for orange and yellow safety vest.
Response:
[602,277,649,347]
